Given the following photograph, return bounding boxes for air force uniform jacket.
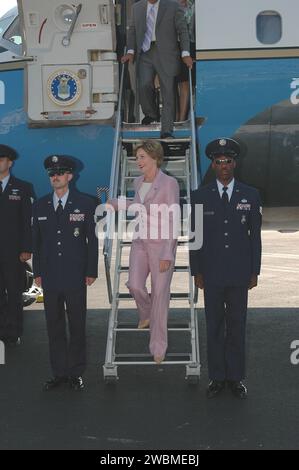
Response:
[0,175,33,258]
[32,189,98,291]
[190,180,262,287]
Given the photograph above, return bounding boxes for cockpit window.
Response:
[0,14,15,35]
[256,11,282,45]
[3,16,22,45]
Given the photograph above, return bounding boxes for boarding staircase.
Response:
[101,63,201,383]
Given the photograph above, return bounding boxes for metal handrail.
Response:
[103,56,127,303]
[188,68,199,304]
[188,68,198,191]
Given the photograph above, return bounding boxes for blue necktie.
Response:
[142,5,156,53]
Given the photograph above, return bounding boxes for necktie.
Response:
[0,181,2,196]
[142,5,156,53]
[222,186,229,207]
[56,199,63,218]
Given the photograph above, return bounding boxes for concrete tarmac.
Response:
[0,231,298,450]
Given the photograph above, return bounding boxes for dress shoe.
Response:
[141,116,157,125]
[154,355,165,364]
[69,376,84,391]
[43,376,68,391]
[138,319,150,329]
[227,381,248,399]
[206,380,226,398]
[160,132,174,139]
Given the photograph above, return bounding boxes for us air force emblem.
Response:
[47,70,82,106]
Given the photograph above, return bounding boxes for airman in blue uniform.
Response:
[32,155,98,391]
[189,138,262,399]
[0,144,33,345]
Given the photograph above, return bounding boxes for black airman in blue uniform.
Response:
[0,144,33,345]
[32,155,98,391]
[189,138,262,399]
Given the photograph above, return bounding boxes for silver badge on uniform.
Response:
[241,215,246,224]
[74,227,80,237]
[52,156,58,163]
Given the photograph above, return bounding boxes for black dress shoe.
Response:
[69,376,84,391]
[227,381,248,399]
[141,116,157,125]
[160,132,174,139]
[43,376,69,391]
[206,380,226,398]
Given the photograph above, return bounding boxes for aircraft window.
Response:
[256,11,282,45]
[3,16,22,45]
[0,15,15,36]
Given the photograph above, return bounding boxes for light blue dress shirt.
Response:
[0,173,10,192]
[53,190,69,210]
[216,178,235,201]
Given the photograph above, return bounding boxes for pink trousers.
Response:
[126,240,175,358]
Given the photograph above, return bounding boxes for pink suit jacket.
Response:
[130,170,180,261]
[112,170,180,261]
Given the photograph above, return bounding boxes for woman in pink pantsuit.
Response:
[108,140,180,364]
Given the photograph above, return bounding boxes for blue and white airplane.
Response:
[0,0,298,231]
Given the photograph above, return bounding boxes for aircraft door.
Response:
[17,0,118,124]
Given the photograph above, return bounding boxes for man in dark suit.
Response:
[0,145,33,345]
[189,138,262,399]
[32,155,98,391]
[122,0,192,138]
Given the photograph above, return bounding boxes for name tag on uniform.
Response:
[236,203,251,211]
[9,195,21,201]
[70,213,85,222]
[38,217,47,221]
[203,211,215,216]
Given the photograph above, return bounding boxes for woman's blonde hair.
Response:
[135,140,164,168]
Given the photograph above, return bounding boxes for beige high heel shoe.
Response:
[154,355,165,364]
[138,319,150,329]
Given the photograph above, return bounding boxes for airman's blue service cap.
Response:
[0,144,18,161]
[44,155,76,174]
[205,138,240,160]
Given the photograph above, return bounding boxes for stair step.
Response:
[122,137,191,144]
[119,239,189,247]
[114,353,192,364]
[114,323,190,332]
[124,175,187,180]
[116,322,189,329]
[117,293,133,300]
[170,293,190,300]
[122,120,191,130]
[118,265,189,273]
[126,156,188,161]
[116,292,190,301]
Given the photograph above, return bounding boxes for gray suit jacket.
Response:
[127,0,190,77]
